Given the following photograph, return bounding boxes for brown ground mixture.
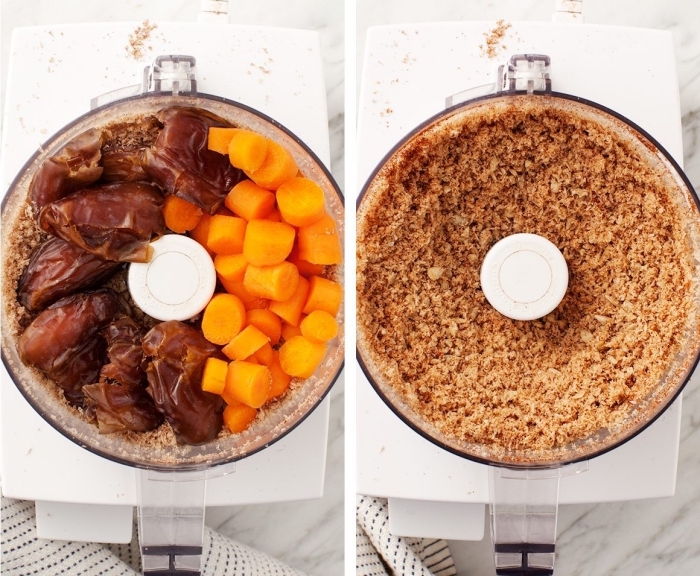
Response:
[357,96,700,459]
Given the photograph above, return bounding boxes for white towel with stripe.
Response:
[356,495,457,576]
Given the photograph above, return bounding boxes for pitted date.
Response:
[17,237,121,312]
[101,149,150,182]
[142,320,223,445]
[99,317,148,387]
[83,382,163,434]
[18,289,122,405]
[143,108,245,214]
[29,128,108,214]
[39,181,166,263]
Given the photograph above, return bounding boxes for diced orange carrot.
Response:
[287,243,325,278]
[244,261,299,302]
[225,180,276,221]
[208,127,239,155]
[189,212,214,256]
[225,360,272,408]
[297,213,342,265]
[215,205,235,217]
[279,336,327,379]
[242,220,295,266]
[245,309,282,345]
[280,320,303,342]
[276,177,326,227]
[223,403,258,433]
[266,351,291,401]
[266,209,282,222]
[228,129,269,173]
[163,195,203,233]
[300,310,338,343]
[245,140,298,190]
[201,293,246,345]
[303,276,342,317]
[245,341,274,366]
[201,357,228,395]
[219,276,270,310]
[222,325,269,361]
[268,275,309,326]
[214,253,248,283]
[207,215,247,255]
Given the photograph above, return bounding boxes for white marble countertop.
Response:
[357,0,700,574]
[0,1,344,575]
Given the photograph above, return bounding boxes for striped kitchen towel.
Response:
[356,495,457,576]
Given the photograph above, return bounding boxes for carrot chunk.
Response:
[266,351,292,401]
[214,253,248,283]
[245,341,274,366]
[222,325,269,361]
[266,209,282,222]
[201,293,246,345]
[225,180,275,221]
[279,336,327,379]
[163,195,203,233]
[302,276,342,317]
[225,360,272,408]
[208,127,240,155]
[245,308,282,345]
[201,357,228,395]
[207,215,247,255]
[228,129,269,173]
[244,261,299,302]
[219,276,270,310]
[268,275,309,326]
[300,310,338,343]
[188,212,213,256]
[276,177,326,227]
[243,220,295,266]
[297,213,342,265]
[287,243,325,278]
[281,320,303,342]
[223,403,258,433]
[245,140,298,190]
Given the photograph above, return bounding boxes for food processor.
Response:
[1,7,344,576]
[356,15,698,576]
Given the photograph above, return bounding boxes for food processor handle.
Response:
[137,470,208,576]
[489,463,587,575]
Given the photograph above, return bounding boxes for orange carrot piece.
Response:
[268,275,309,326]
[188,212,214,256]
[207,215,247,255]
[297,213,342,265]
[302,276,342,317]
[287,242,325,278]
[208,127,239,155]
[225,360,272,408]
[245,341,274,366]
[279,336,327,379]
[266,351,291,401]
[201,357,228,395]
[201,293,246,345]
[223,403,258,433]
[228,129,269,173]
[245,140,298,190]
[300,310,338,343]
[243,261,300,302]
[214,253,248,283]
[222,325,269,361]
[242,220,295,266]
[225,180,275,221]
[163,195,203,233]
[219,276,270,310]
[276,177,326,227]
[266,209,282,222]
[281,320,303,342]
[245,309,282,345]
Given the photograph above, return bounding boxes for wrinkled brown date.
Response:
[101,149,149,182]
[83,383,163,434]
[142,108,245,214]
[99,317,148,387]
[28,128,108,214]
[39,181,166,263]
[142,320,223,445]
[17,237,121,312]
[18,289,122,405]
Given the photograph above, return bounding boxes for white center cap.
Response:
[480,233,568,321]
[128,235,216,321]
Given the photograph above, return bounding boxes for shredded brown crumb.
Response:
[357,96,700,460]
[480,19,512,59]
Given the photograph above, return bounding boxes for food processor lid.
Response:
[356,54,700,469]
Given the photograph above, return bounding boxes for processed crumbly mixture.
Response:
[357,97,699,457]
